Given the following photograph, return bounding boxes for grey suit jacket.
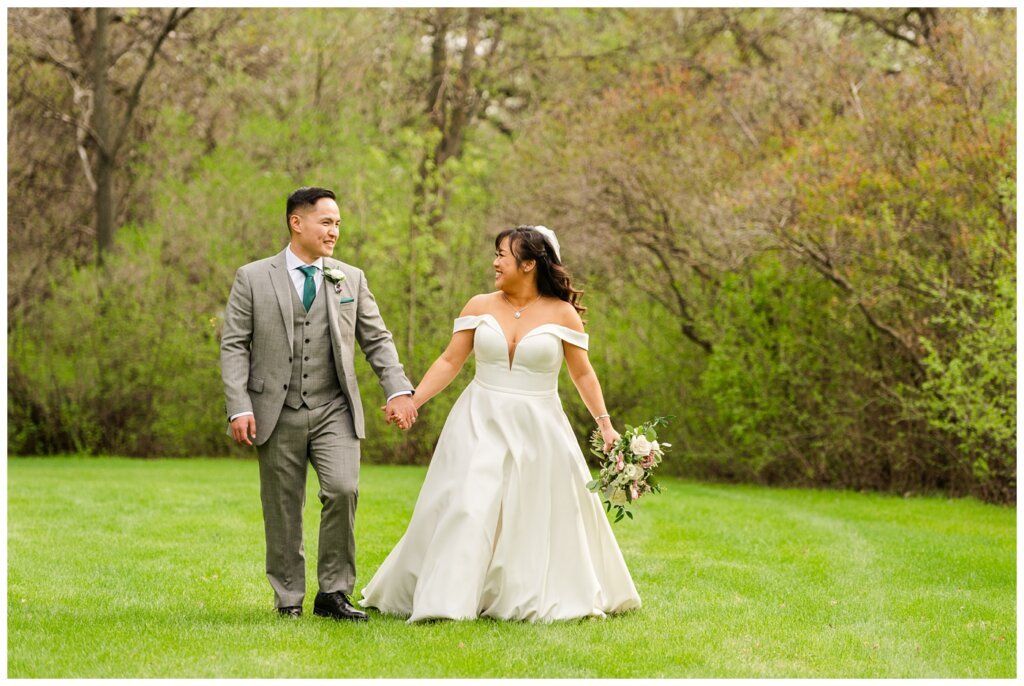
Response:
[220,248,413,444]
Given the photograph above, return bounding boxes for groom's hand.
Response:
[230,415,257,446]
[383,395,418,431]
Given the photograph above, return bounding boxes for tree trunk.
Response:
[406,10,452,365]
[405,9,489,362]
[91,8,113,264]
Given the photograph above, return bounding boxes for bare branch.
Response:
[849,80,866,120]
[112,7,193,156]
[720,9,776,65]
[777,231,925,373]
[67,76,98,193]
[725,103,759,146]
[618,178,714,353]
[637,238,714,354]
[108,33,146,69]
[22,45,82,80]
[630,171,723,285]
[825,8,928,48]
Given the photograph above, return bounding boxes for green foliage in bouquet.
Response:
[587,416,671,523]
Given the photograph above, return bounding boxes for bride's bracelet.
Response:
[593,413,611,423]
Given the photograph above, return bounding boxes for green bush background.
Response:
[7,8,1015,503]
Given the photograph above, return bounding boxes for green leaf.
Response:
[625,510,633,520]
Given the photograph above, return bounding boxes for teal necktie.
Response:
[298,265,317,310]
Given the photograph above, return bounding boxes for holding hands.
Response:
[382,394,418,430]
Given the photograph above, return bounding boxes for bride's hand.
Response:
[601,425,621,453]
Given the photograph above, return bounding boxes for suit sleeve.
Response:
[220,267,255,420]
[353,270,415,399]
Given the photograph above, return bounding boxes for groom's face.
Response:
[290,198,341,261]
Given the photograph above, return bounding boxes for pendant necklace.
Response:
[502,292,541,319]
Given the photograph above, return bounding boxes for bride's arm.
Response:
[565,345,620,452]
[411,295,489,410]
[411,330,475,410]
[561,308,621,452]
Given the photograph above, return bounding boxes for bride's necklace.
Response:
[502,292,541,319]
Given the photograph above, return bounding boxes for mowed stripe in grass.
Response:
[7,457,1015,678]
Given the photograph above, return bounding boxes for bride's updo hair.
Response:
[495,225,586,318]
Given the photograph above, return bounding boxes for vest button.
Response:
[304,357,309,361]
[305,339,310,343]
[305,322,310,326]
[302,391,308,395]
[283,384,288,390]
[303,374,308,379]
[288,357,292,363]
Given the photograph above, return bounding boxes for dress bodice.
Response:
[453,314,588,395]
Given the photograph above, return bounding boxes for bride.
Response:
[360,225,641,622]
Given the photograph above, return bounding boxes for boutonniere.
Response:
[323,267,346,293]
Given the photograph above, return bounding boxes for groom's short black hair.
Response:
[286,187,337,232]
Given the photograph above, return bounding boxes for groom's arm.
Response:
[352,269,414,399]
[221,267,256,421]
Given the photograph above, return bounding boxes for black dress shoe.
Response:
[277,606,302,618]
[313,591,368,622]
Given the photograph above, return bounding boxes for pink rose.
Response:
[615,453,625,472]
[641,454,655,469]
[630,485,639,501]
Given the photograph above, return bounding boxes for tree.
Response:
[10,8,193,265]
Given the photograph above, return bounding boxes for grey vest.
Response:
[284,282,343,410]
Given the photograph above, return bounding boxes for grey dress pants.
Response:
[255,394,360,608]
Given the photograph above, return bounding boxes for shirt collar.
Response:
[286,245,324,272]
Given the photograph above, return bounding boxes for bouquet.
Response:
[587,416,671,522]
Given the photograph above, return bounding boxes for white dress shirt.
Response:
[285,244,325,300]
[229,246,411,423]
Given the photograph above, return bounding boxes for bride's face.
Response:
[493,236,532,289]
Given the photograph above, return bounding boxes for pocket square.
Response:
[339,297,355,304]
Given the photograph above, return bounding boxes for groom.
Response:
[220,186,416,621]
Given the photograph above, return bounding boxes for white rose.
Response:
[651,440,660,454]
[630,435,653,457]
[623,463,641,480]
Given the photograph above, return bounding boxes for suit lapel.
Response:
[323,258,345,353]
[269,249,294,347]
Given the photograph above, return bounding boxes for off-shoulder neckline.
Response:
[455,313,585,339]
[454,313,587,369]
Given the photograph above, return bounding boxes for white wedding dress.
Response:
[360,314,641,622]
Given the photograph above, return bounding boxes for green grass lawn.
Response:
[7,457,1016,678]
